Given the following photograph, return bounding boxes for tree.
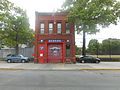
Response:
[102,38,120,55]
[75,45,82,55]
[62,0,120,56]
[102,39,111,54]
[87,39,99,55]
[0,0,13,21]
[0,0,34,54]
[110,39,120,54]
[0,0,13,48]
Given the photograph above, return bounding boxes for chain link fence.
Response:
[76,38,120,61]
[0,47,34,58]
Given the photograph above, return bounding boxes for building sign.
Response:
[48,40,63,43]
[50,47,60,56]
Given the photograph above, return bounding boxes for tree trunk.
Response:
[82,30,86,56]
[15,31,19,55]
[15,44,19,55]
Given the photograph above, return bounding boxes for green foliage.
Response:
[62,0,120,33]
[87,38,120,55]
[0,0,14,48]
[101,38,120,54]
[87,39,99,54]
[0,0,34,54]
[75,45,82,55]
[62,0,120,56]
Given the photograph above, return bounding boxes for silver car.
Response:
[5,54,30,63]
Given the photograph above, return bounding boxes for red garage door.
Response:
[48,44,63,63]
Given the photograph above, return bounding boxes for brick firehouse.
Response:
[34,12,76,63]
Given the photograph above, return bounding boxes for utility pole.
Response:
[109,39,112,60]
[82,30,86,56]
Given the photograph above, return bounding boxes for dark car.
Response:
[5,54,30,63]
[76,56,100,63]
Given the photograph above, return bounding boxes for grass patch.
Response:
[92,55,120,58]
[76,55,120,58]
[76,55,120,62]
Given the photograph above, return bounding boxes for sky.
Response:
[9,0,120,47]
[9,0,65,29]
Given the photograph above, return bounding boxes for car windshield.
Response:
[7,54,12,57]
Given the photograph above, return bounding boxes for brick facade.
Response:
[34,12,76,63]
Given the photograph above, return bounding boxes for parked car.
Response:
[76,56,100,63]
[5,54,30,63]
[6,54,12,57]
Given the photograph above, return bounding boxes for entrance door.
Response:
[48,44,63,63]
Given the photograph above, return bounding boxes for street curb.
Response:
[78,68,120,70]
[0,68,25,70]
[1,68,120,71]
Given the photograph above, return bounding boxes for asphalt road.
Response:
[0,70,120,90]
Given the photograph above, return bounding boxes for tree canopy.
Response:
[62,0,120,33]
[87,38,120,55]
[102,38,120,54]
[87,39,99,54]
[0,0,34,54]
[62,0,120,56]
[75,45,82,55]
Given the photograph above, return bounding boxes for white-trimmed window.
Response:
[40,23,44,34]
[49,23,53,34]
[57,23,62,34]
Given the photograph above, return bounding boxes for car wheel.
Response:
[21,60,25,63]
[96,60,100,63]
[7,59,11,63]
[81,60,85,63]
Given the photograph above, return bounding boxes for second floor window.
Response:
[49,23,53,34]
[66,23,70,34]
[57,23,62,34]
[40,23,44,34]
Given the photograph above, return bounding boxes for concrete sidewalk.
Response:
[0,62,120,70]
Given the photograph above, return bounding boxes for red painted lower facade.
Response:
[37,41,65,63]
